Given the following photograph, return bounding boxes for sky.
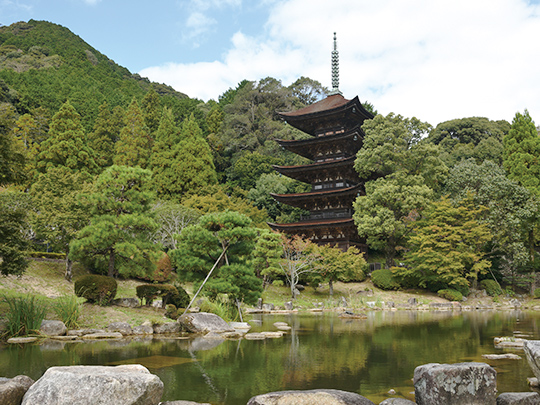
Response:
[1,0,540,126]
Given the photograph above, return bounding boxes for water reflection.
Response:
[0,310,537,404]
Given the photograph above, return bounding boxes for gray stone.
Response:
[133,321,154,335]
[81,332,123,339]
[244,333,266,340]
[414,362,496,405]
[408,297,418,305]
[160,401,211,405]
[284,301,293,310]
[524,340,540,379]
[0,375,34,405]
[7,337,38,344]
[178,312,234,334]
[247,389,376,405]
[429,302,453,310]
[40,320,67,336]
[261,303,275,312]
[154,322,181,334]
[257,298,263,309]
[229,322,251,332]
[67,328,106,336]
[108,321,133,335]
[22,365,163,405]
[113,298,140,308]
[379,399,416,405]
[497,393,540,405]
[482,353,521,360]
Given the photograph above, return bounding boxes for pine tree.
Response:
[88,102,122,169]
[114,99,152,168]
[141,89,162,134]
[35,100,98,175]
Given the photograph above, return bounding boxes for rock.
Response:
[261,331,283,338]
[408,297,418,305]
[244,333,266,340]
[81,332,123,339]
[153,322,181,334]
[496,392,540,405]
[528,377,539,388]
[0,375,34,405]
[261,303,275,312]
[113,298,140,308]
[40,320,67,336]
[495,337,525,349]
[160,401,211,405]
[340,296,348,307]
[482,353,521,360]
[21,365,163,405]
[247,389,376,404]
[257,297,263,309]
[296,284,305,291]
[414,362,496,405]
[108,321,133,336]
[50,335,78,341]
[524,340,540,379]
[7,337,38,344]
[220,331,243,339]
[133,321,154,335]
[67,328,106,336]
[284,301,294,310]
[429,302,453,310]
[178,312,234,334]
[357,290,374,297]
[379,399,416,405]
[229,322,251,332]
[386,301,395,308]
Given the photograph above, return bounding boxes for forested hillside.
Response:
[2,20,540,305]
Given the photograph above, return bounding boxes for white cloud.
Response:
[141,0,540,125]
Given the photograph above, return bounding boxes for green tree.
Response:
[30,167,92,281]
[114,99,152,169]
[227,152,280,190]
[35,100,98,175]
[87,102,123,169]
[252,229,282,285]
[151,113,217,199]
[353,173,434,268]
[69,165,159,278]
[503,110,540,197]
[0,103,25,186]
[396,195,492,291]
[0,191,30,276]
[152,201,200,250]
[314,246,366,296]
[355,113,447,191]
[141,89,162,134]
[288,76,328,106]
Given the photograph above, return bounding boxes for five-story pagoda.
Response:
[268,33,374,252]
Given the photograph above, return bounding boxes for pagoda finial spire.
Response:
[329,32,342,96]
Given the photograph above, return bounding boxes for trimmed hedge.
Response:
[74,275,117,305]
[480,279,502,297]
[371,268,400,290]
[136,284,190,308]
[438,289,463,302]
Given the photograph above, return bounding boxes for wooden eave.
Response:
[270,184,362,209]
[275,126,364,160]
[273,156,358,183]
[278,95,374,135]
[268,217,355,231]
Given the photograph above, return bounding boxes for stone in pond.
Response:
[108,321,133,335]
[40,320,67,336]
[178,312,234,334]
[496,392,540,405]
[247,389,376,404]
[0,375,34,405]
[379,399,416,405]
[21,365,163,405]
[414,362,496,405]
[524,340,540,379]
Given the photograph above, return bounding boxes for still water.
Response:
[1,310,539,404]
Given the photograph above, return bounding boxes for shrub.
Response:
[165,304,177,319]
[53,294,82,329]
[272,280,284,287]
[136,284,190,308]
[438,289,463,301]
[481,279,503,297]
[1,294,47,338]
[74,275,117,305]
[534,288,540,299]
[371,269,400,290]
[454,284,470,298]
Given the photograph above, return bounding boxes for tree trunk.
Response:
[65,254,73,282]
[329,278,334,296]
[530,229,536,296]
[108,249,115,278]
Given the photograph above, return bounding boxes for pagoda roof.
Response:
[268,217,355,231]
[271,184,362,209]
[273,156,357,183]
[275,126,363,160]
[278,95,374,135]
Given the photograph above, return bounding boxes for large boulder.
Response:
[108,322,133,336]
[414,362,496,405]
[40,320,67,336]
[0,375,34,405]
[153,322,181,334]
[247,389,376,405]
[524,340,540,379]
[160,402,211,405]
[178,312,234,334]
[497,392,540,404]
[133,321,154,335]
[379,399,416,405]
[22,365,163,405]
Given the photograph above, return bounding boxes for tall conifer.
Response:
[114,99,152,168]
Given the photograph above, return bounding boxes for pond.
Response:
[1,310,539,404]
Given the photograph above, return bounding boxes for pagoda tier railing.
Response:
[300,209,352,221]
